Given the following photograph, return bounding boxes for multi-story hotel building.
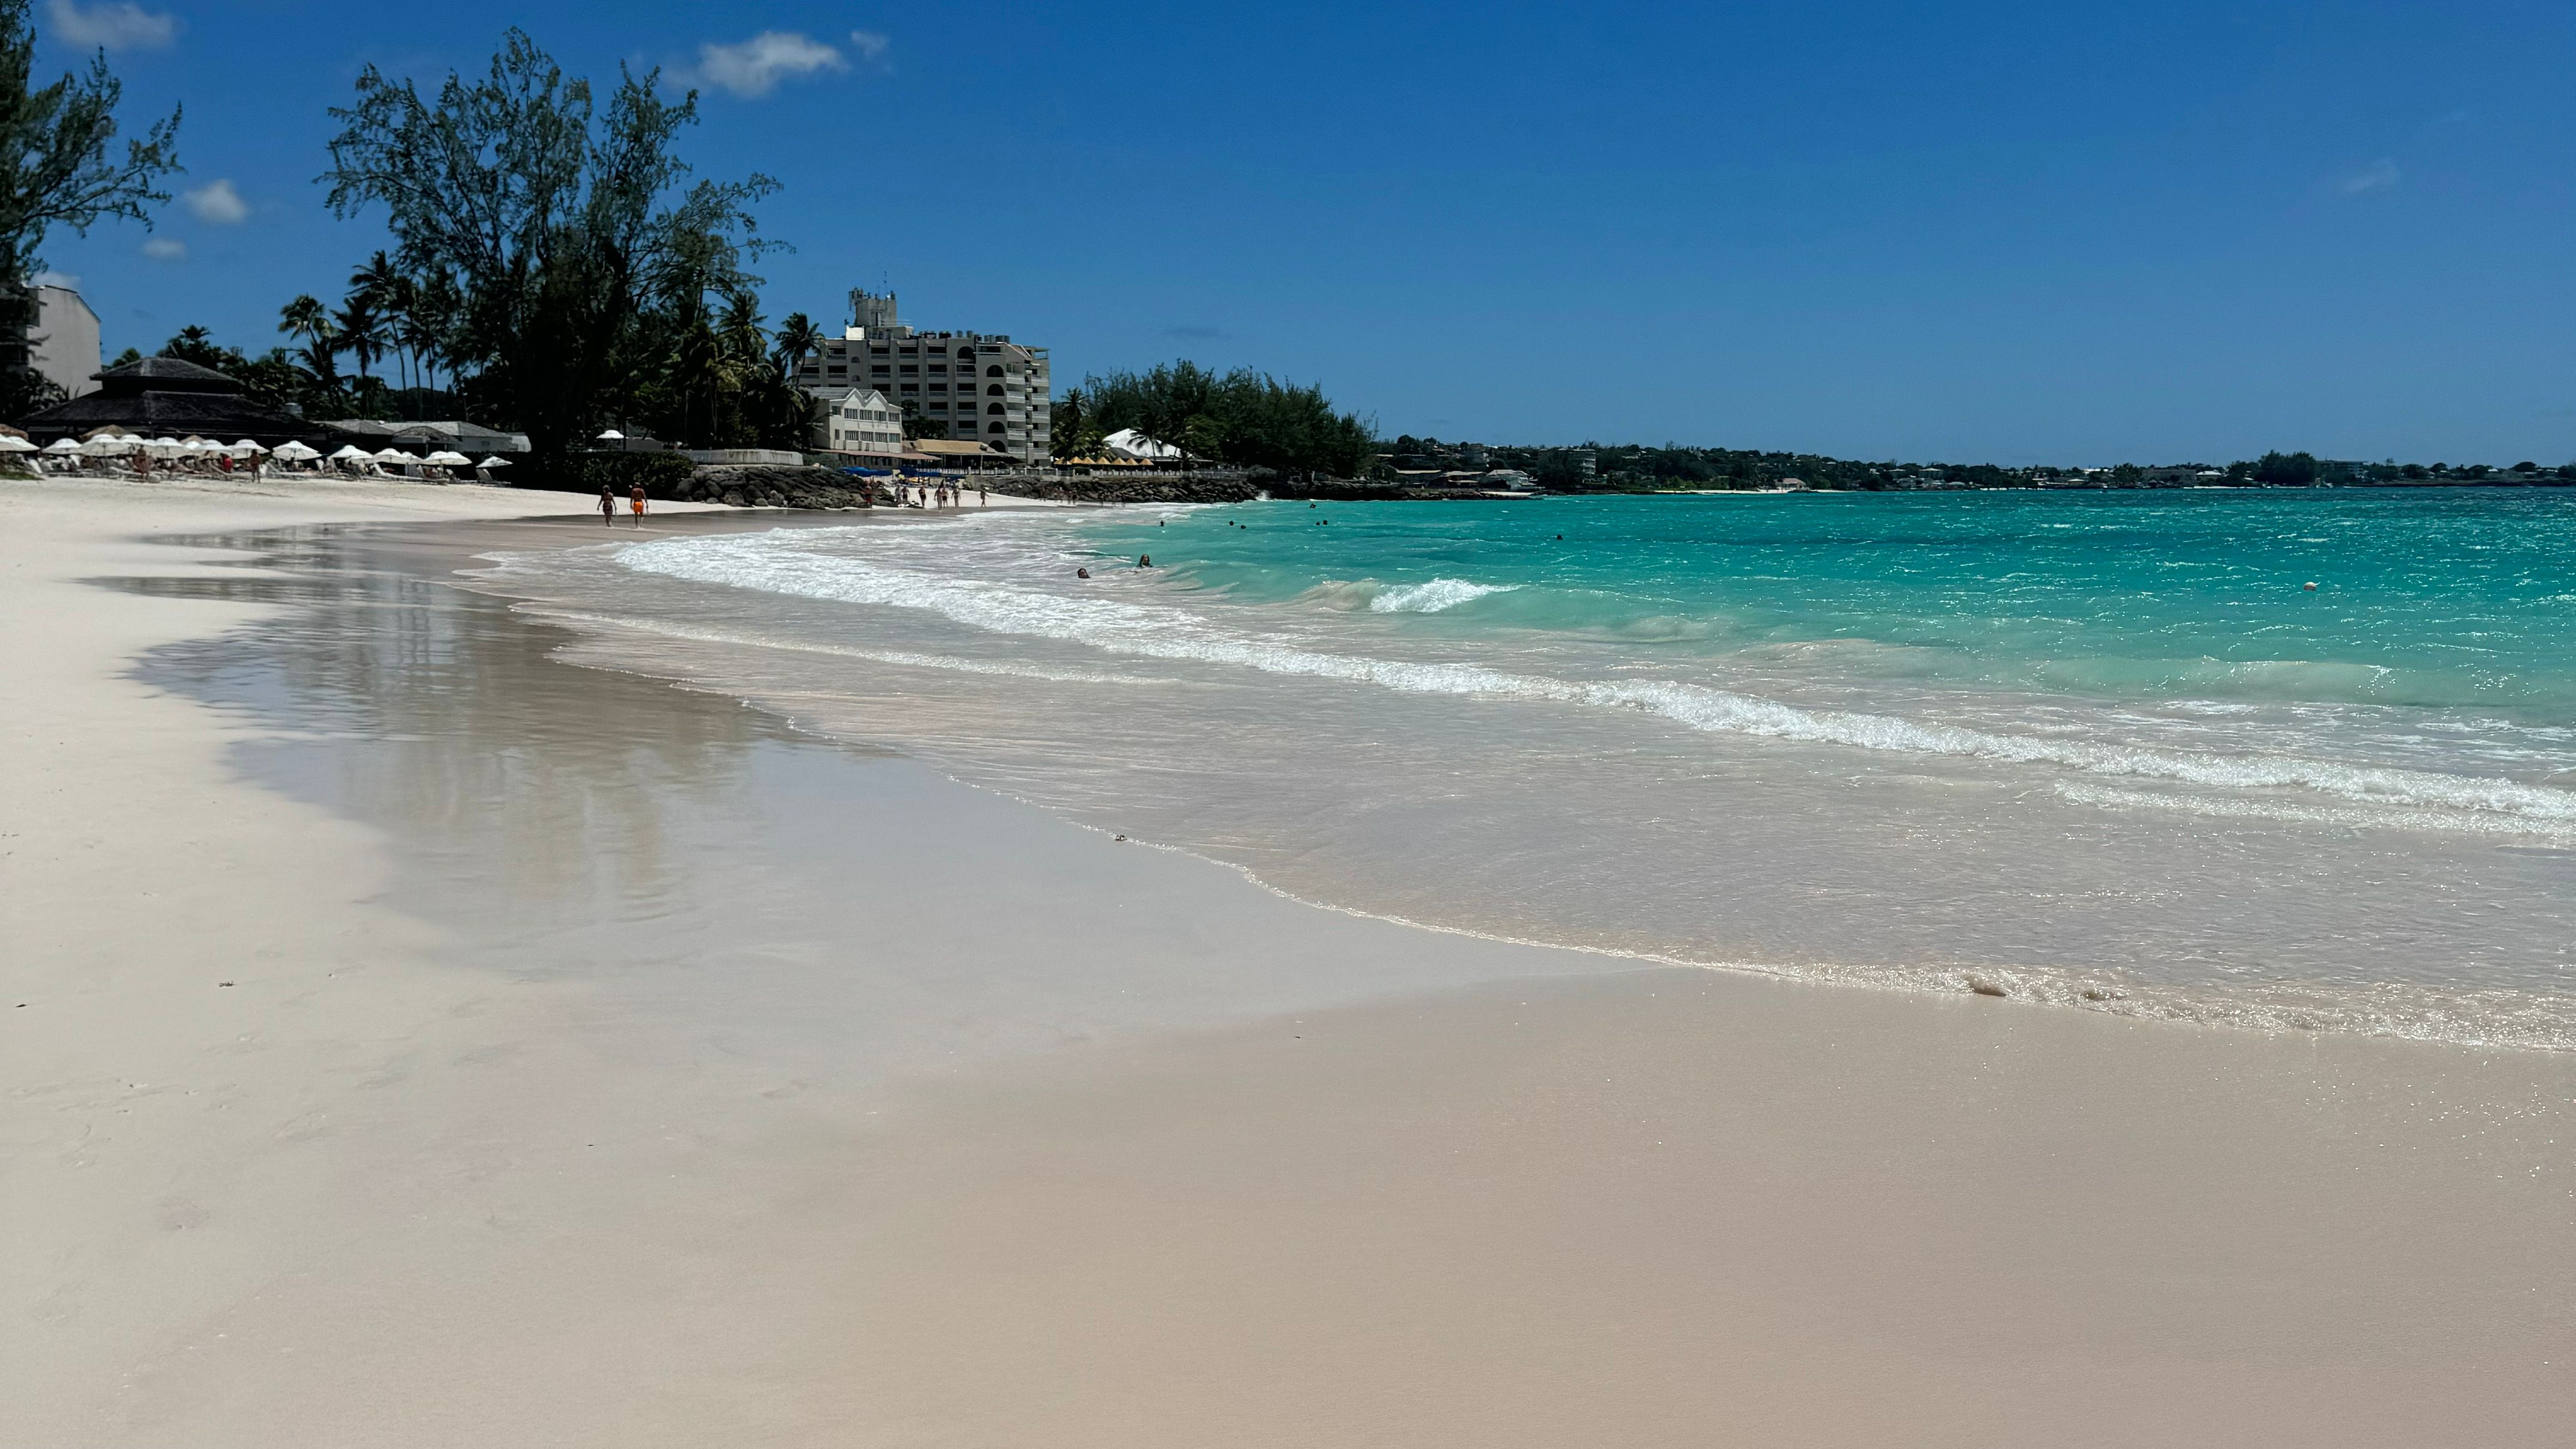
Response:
[790,289,1050,463]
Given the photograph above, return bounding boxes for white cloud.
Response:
[184,179,248,225]
[849,29,891,64]
[46,0,179,51]
[2340,158,2400,195]
[140,236,185,261]
[693,31,847,98]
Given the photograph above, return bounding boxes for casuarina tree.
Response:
[322,29,777,456]
[0,0,180,412]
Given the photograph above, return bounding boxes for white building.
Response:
[31,284,99,399]
[806,385,904,461]
[787,289,1050,464]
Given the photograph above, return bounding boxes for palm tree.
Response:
[348,251,401,311]
[297,335,340,393]
[280,295,338,396]
[352,254,432,412]
[279,294,331,351]
[771,310,822,381]
[333,298,386,382]
[717,289,767,369]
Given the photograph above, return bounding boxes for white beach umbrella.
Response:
[423,450,471,465]
[80,435,130,455]
[272,441,322,461]
[595,429,625,441]
[0,434,38,452]
[42,438,82,454]
[328,444,373,461]
[475,456,513,468]
[228,439,269,455]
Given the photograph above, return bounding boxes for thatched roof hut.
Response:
[18,357,330,449]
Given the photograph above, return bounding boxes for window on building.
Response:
[986,365,1002,376]
[989,422,1004,433]
[987,402,1003,414]
[987,384,1004,396]
[928,364,946,374]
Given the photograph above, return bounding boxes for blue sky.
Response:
[31,1,2576,464]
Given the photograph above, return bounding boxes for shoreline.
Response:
[476,503,2576,1056]
[7,476,2574,1445]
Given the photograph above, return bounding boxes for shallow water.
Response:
[474,490,2576,1048]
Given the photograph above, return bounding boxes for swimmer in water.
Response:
[1077,567,1091,578]
[1139,554,1152,567]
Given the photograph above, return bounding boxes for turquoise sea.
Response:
[1097,489,2576,715]
[485,489,2576,1049]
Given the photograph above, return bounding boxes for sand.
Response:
[4,474,2571,1447]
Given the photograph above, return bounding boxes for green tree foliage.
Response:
[771,310,821,378]
[322,31,787,455]
[150,324,322,414]
[1048,387,1104,459]
[577,448,695,498]
[0,0,180,412]
[2251,450,2321,486]
[1071,361,1376,475]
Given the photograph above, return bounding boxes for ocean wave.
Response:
[2052,780,2576,844]
[617,532,2576,832]
[512,607,1179,687]
[1369,578,1519,613]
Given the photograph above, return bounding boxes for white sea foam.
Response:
[1369,578,1518,613]
[2053,780,2576,844]
[618,532,2576,832]
[519,607,1178,686]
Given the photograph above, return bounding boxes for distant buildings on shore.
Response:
[808,386,906,462]
[791,288,1052,464]
[1371,435,2575,492]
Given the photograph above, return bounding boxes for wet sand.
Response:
[6,477,2572,1446]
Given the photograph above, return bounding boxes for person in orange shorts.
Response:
[630,483,647,527]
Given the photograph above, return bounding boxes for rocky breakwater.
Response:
[1000,474,1261,504]
[675,464,877,509]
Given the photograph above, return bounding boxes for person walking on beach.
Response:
[599,485,616,527]
[630,483,648,527]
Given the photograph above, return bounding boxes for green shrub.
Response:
[575,450,698,500]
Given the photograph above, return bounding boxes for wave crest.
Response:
[617,532,2576,834]
[1369,578,1518,613]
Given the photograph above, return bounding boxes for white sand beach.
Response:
[5,474,2572,1447]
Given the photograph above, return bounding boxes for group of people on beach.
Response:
[595,477,994,525]
[892,480,986,509]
